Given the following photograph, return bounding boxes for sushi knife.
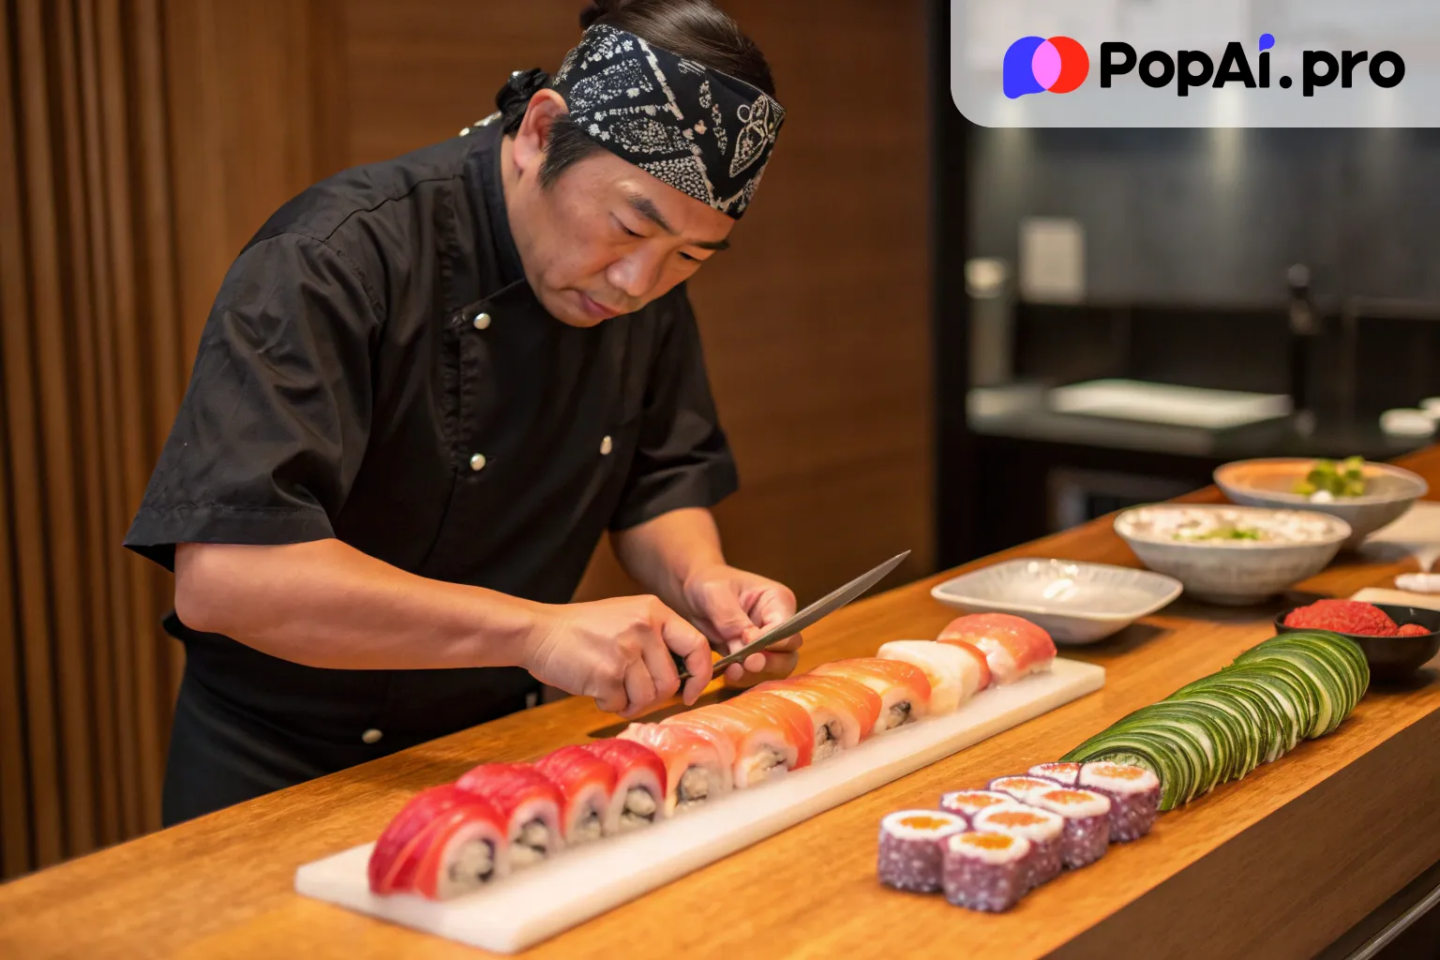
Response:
[672,550,912,682]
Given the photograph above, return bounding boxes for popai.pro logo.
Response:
[1003,36,1090,99]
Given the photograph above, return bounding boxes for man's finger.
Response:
[594,684,630,716]
[662,615,713,704]
[638,627,682,704]
[749,584,796,630]
[698,582,762,644]
[620,659,658,719]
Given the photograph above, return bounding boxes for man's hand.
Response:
[523,595,713,717]
[681,564,802,685]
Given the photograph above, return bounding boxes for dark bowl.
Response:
[1273,603,1440,683]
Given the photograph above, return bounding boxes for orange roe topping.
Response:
[1093,763,1147,780]
[995,778,1050,790]
[964,794,1007,807]
[986,810,1045,827]
[898,815,952,831]
[962,833,1014,850]
[1042,790,1091,805]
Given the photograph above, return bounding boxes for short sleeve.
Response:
[609,290,739,530]
[124,233,380,571]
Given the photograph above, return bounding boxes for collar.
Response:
[464,116,526,289]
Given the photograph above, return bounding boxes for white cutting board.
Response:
[295,659,1104,953]
[1048,379,1293,429]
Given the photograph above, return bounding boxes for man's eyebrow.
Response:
[626,193,731,252]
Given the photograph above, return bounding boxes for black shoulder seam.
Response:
[257,232,387,325]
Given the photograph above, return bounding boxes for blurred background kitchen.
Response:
[1,0,1437,882]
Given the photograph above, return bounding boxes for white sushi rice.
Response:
[880,809,968,841]
[990,776,1064,805]
[437,821,506,897]
[940,790,1025,818]
[1079,761,1160,796]
[878,640,972,713]
[947,831,1031,865]
[1032,788,1112,820]
[972,806,1065,844]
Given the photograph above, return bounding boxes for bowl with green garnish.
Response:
[1215,457,1428,548]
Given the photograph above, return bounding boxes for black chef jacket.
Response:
[124,116,739,824]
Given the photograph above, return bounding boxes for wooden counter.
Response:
[6,451,1440,959]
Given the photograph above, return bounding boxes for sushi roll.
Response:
[810,658,932,732]
[932,636,993,693]
[368,784,509,898]
[1031,788,1112,869]
[751,677,866,760]
[942,831,1033,913]
[938,613,1056,685]
[533,746,615,845]
[618,723,733,815]
[971,805,1066,890]
[663,693,814,788]
[877,640,981,714]
[877,809,968,893]
[939,789,1025,823]
[579,739,668,835]
[1028,761,1082,787]
[1078,761,1161,841]
[786,674,882,742]
[454,763,565,870]
[988,775,1064,805]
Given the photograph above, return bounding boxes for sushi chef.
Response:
[124,0,797,824]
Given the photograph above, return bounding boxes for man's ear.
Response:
[512,89,569,180]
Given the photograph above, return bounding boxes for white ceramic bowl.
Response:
[1215,458,1428,549]
[1114,504,1351,606]
[930,558,1183,645]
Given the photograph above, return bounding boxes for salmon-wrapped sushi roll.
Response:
[533,746,615,846]
[1028,761,1082,786]
[810,658,932,732]
[939,789,1025,824]
[581,739,668,834]
[988,775,1064,805]
[939,613,1056,685]
[971,805,1065,890]
[750,677,869,761]
[618,723,733,815]
[787,674,882,742]
[942,832,1032,913]
[368,785,508,898]
[877,641,983,714]
[1078,761,1161,841]
[1031,788,1112,869]
[877,810,968,893]
[663,693,813,788]
[454,763,564,870]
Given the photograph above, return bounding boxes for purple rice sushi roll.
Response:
[1031,788,1112,869]
[939,789,1024,823]
[971,805,1065,890]
[942,831,1033,913]
[1078,761,1161,842]
[877,810,968,893]
[987,775,1063,805]
[1028,761,1081,787]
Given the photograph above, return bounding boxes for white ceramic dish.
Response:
[1215,457,1429,548]
[1114,504,1351,606]
[930,558,1183,645]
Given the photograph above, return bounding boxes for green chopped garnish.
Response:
[1293,457,1368,497]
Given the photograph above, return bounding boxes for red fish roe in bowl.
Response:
[1283,599,1398,637]
[1398,623,1433,637]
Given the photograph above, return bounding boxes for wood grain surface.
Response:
[4,447,1440,959]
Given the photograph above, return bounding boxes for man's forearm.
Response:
[610,507,726,618]
[174,539,545,671]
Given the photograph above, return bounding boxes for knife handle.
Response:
[672,650,693,682]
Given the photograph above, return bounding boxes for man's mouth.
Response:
[578,292,623,321]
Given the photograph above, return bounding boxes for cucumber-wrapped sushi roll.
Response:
[939,789,1025,823]
[877,810,968,893]
[1078,761,1160,841]
[942,832,1033,913]
[810,658,932,732]
[971,805,1066,890]
[454,763,565,869]
[939,613,1056,685]
[877,640,984,713]
[1031,788,1112,868]
[988,774,1064,805]
[580,739,668,834]
[533,746,614,846]
[368,784,509,898]
[618,723,733,815]
[1028,761,1082,786]
[663,693,814,788]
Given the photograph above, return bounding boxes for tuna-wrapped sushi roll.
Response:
[810,658,932,732]
[971,805,1065,890]
[664,692,814,788]
[454,763,565,869]
[939,789,1025,823]
[533,746,615,846]
[368,784,509,898]
[877,640,983,713]
[988,775,1064,805]
[939,613,1056,685]
[618,723,732,815]
[1078,761,1161,841]
[1031,788,1112,869]
[942,831,1032,913]
[1028,761,1081,786]
[579,739,668,835]
[877,810,968,893]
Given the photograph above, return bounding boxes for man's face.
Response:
[503,97,737,327]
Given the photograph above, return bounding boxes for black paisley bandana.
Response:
[549,24,785,219]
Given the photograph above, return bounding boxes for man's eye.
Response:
[679,252,700,263]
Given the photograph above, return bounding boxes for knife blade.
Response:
[672,550,911,682]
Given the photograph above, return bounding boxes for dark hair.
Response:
[495,0,775,187]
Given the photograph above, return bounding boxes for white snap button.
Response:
[459,126,471,136]
[470,453,487,472]
[600,435,613,456]
[361,728,383,745]
[473,312,491,330]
